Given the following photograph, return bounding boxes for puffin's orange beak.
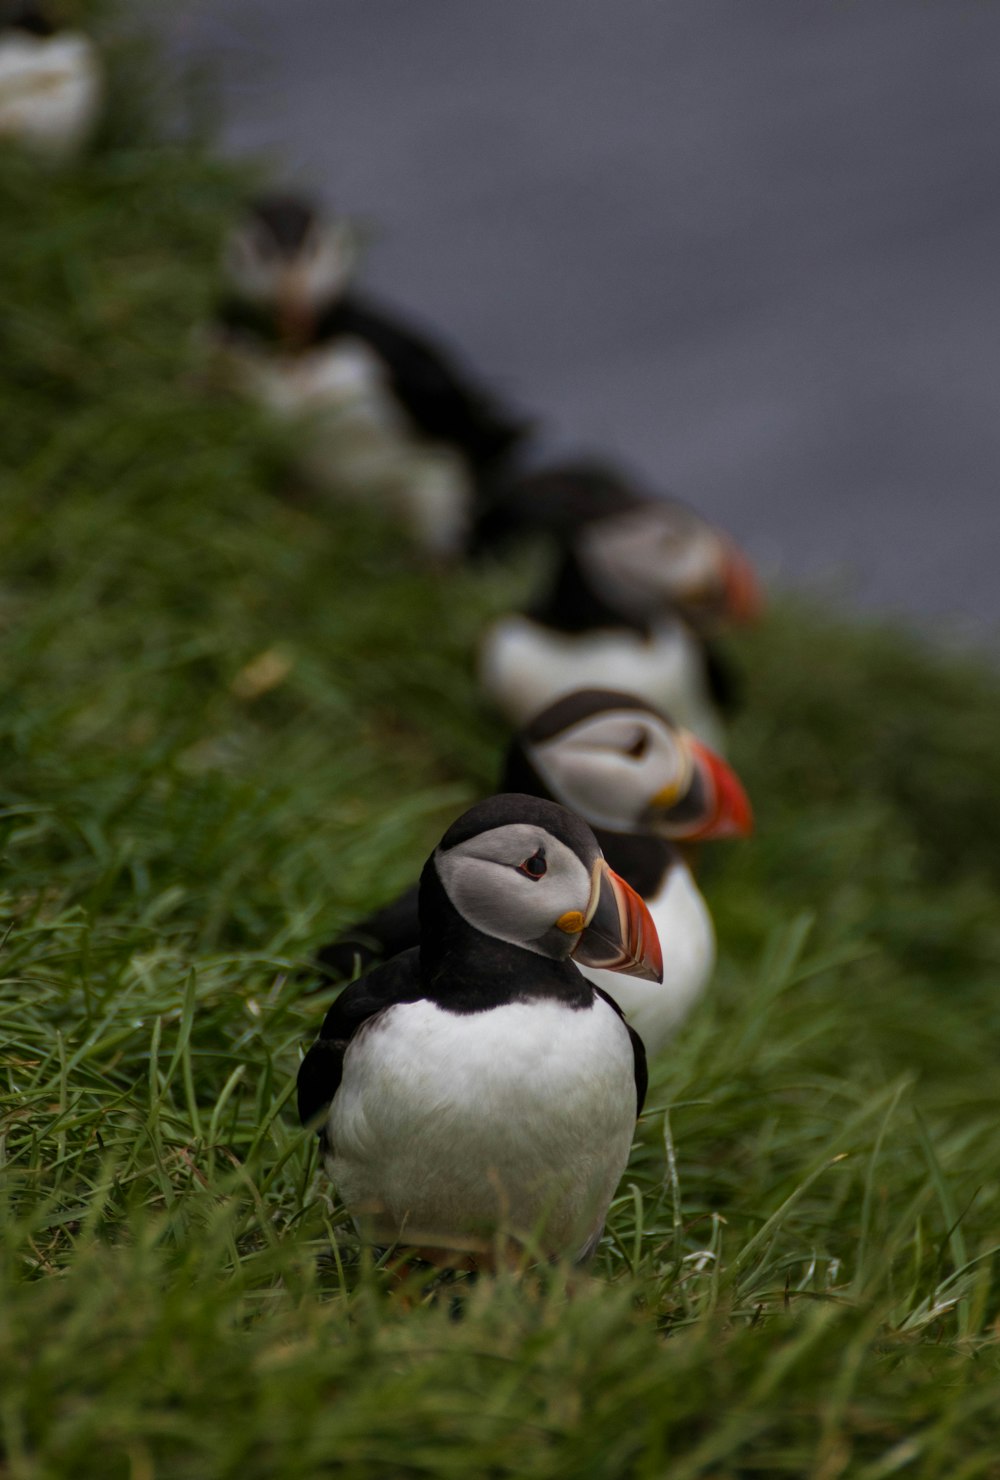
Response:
[560,860,662,982]
[684,737,753,839]
[722,544,764,625]
[276,269,315,348]
[646,733,753,841]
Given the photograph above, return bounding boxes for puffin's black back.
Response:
[471,460,648,555]
[318,292,530,470]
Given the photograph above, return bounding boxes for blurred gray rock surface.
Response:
[165,0,1000,632]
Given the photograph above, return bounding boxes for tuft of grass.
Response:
[1,29,1000,1480]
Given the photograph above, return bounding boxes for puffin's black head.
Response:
[223,192,357,333]
[246,193,321,257]
[574,498,763,629]
[490,461,762,632]
[502,690,754,841]
[2,1,55,36]
[421,793,661,980]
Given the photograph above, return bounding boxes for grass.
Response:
[2,29,1000,1480]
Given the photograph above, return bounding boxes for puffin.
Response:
[0,2,102,159]
[476,461,762,748]
[297,794,660,1267]
[313,689,752,1056]
[214,193,531,556]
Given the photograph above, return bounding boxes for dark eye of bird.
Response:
[626,731,649,759]
[518,849,547,880]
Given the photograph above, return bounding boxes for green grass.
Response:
[2,38,1000,1480]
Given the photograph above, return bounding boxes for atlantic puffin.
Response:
[214,193,530,555]
[297,794,660,1267]
[477,461,761,747]
[0,2,102,159]
[314,690,752,1056]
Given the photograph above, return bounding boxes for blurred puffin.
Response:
[0,2,102,159]
[298,794,659,1267]
[314,690,752,1056]
[214,193,530,555]
[477,462,761,748]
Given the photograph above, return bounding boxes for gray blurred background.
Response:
[165,0,1000,635]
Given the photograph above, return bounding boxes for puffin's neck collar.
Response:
[417,854,591,1013]
[527,549,652,637]
[592,827,678,898]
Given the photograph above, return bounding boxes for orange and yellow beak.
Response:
[722,543,764,625]
[648,734,753,841]
[276,270,316,348]
[559,859,663,982]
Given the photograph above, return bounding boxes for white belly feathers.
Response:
[0,33,102,158]
[579,861,715,1057]
[326,994,637,1259]
[479,614,725,751]
[221,336,472,555]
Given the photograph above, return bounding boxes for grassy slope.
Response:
[2,46,1000,1480]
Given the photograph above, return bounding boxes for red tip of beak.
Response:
[687,738,754,839]
[723,546,764,625]
[570,862,663,982]
[614,868,664,982]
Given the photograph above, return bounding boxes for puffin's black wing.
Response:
[703,640,743,716]
[329,292,530,469]
[593,987,648,1117]
[469,461,647,556]
[313,884,421,982]
[297,947,424,1130]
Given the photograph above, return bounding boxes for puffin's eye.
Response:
[625,731,649,760]
[517,849,547,880]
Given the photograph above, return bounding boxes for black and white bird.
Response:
[297,794,660,1267]
[0,2,102,159]
[214,193,530,556]
[314,690,752,1056]
[477,462,761,748]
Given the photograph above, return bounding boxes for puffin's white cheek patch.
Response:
[530,713,686,834]
[435,827,593,956]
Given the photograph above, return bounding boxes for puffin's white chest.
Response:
[326,994,637,1259]
[0,33,102,158]
[579,861,715,1056]
[223,335,471,555]
[231,336,401,431]
[479,614,725,750]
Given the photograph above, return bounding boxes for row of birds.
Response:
[7,2,765,1275]
[217,192,763,1272]
[231,191,764,1274]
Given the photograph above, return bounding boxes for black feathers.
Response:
[297,948,424,1129]
[247,193,319,255]
[318,293,529,472]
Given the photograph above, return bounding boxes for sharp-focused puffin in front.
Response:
[315,689,752,1055]
[297,795,659,1267]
